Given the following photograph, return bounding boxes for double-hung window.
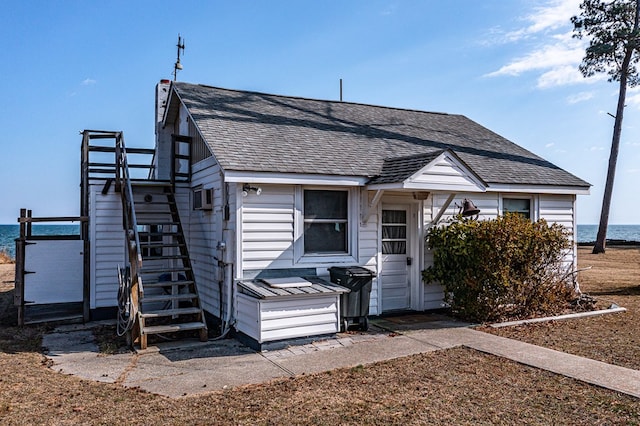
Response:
[303,189,349,254]
[503,198,531,220]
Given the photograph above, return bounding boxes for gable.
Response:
[407,151,486,192]
[368,151,486,192]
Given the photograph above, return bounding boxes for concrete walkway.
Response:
[42,316,640,399]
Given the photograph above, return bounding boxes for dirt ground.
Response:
[1,250,640,425]
[483,246,640,370]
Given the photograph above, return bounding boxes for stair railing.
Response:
[114,132,144,340]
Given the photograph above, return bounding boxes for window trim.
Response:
[294,186,359,264]
[501,195,536,221]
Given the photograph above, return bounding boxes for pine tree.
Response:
[572,0,640,253]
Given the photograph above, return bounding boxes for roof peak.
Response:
[172,81,454,118]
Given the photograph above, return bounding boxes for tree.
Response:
[572,0,640,254]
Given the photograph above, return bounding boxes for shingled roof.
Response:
[170,82,589,189]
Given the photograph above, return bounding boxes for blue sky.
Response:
[1,0,639,224]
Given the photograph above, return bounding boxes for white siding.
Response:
[430,192,500,223]
[409,154,485,192]
[238,185,380,314]
[539,194,577,270]
[179,157,225,317]
[539,194,575,230]
[240,185,377,271]
[241,185,295,271]
[359,203,379,314]
[89,183,125,309]
[421,194,445,309]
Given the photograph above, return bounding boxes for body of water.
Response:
[1,224,639,260]
[575,224,640,244]
[0,225,80,259]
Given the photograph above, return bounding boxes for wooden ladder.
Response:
[131,180,208,349]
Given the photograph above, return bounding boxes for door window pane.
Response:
[382,209,407,255]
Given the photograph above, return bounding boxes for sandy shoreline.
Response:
[0,263,15,287]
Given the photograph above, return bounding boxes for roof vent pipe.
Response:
[340,78,343,102]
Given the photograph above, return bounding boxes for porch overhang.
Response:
[359,150,487,224]
[366,150,488,193]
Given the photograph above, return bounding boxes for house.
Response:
[15,79,591,349]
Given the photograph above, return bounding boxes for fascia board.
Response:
[224,170,367,186]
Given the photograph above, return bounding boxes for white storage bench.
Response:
[235,277,349,350]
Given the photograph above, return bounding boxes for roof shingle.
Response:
[172,82,590,188]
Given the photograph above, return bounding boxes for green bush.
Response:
[422,214,576,322]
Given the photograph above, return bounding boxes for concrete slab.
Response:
[457,328,640,398]
[42,329,131,383]
[124,351,287,397]
[271,333,442,376]
[42,330,97,354]
[41,314,640,400]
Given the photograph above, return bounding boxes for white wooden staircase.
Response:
[83,130,207,349]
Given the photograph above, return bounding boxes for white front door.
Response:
[380,205,412,312]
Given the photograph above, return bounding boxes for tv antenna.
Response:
[173,34,185,81]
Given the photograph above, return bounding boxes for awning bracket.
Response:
[428,193,457,229]
[361,189,384,224]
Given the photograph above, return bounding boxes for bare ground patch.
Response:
[1,256,640,424]
[481,246,640,371]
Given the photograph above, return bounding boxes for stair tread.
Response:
[144,279,195,287]
[139,232,180,237]
[142,293,198,302]
[135,211,173,215]
[133,202,173,206]
[140,267,191,274]
[143,255,188,261]
[140,307,203,318]
[130,180,172,187]
[142,322,207,334]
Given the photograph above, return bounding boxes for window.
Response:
[303,190,348,254]
[382,210,407,254]
[503,198,531,219]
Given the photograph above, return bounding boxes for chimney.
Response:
[155,79,172,135]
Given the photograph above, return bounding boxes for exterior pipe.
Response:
[216,228,234,338]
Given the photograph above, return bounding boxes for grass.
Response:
[482,246,640,370]
[0,249,14,265]
[1,249,640,424]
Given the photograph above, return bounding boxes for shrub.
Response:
[422,214,576,322]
